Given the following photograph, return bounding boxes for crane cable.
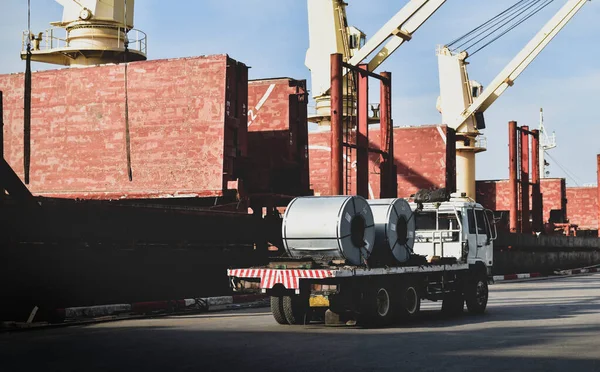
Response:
[451,0,543,52]
[446,0,533,47]
[467,0,556,57]
[545,152,582,186]
[24,0,32,185]
[70,0,84,9]
[123,0,133,181]
[458,0,554,55]
[446,0,556,57]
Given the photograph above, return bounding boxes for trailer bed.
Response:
[228,263,469,293]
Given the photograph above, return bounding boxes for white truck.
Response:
[228,195,496,326]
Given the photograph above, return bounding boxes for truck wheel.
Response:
[270,296,287,325]
[398,282,420,320]
[360,284,396,327]
[441,292,464,316]
[466,273,488,314]
[283,295,308,325]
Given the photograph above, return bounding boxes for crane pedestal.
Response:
[456,134,486,200]
[20,0,147,67]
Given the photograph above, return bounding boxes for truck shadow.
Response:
[1,318,599,371]
[2,276,599,371]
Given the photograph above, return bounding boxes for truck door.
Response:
[474,208,492,263]
[483,210,496,267]
[465,208,478,260]
[465,208,490,262]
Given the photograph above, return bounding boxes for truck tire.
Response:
[360,283,396,327]
[441,292,464,316]
[270,296,288,325]
[466,272,488,314]
[398,281,421,320]
[283,295,308,325]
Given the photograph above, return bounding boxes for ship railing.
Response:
[22,26,147,56]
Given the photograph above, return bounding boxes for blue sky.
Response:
[1,0,599,185]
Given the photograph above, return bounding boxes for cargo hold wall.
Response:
[566,186,598,234]
[245,78,310,197]
[309,125,456,198]
[0,55,248,200]
[476,178,567,227]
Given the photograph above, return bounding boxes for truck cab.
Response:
[410,198,496,276]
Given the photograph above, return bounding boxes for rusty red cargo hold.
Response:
[476,178,567,228]
[245,78,310,196]
[0,55,248,200]
[308,125,457,198]
[565,187,598,232]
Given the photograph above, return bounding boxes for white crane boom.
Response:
[451,0,588,131]
[306,0,446,119]
[347,0,446,72]
[437,0,588,200]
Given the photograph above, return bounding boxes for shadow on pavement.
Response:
[1,276,599,371]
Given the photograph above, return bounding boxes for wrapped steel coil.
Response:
[368,198,415,263]
[282,196,375,266]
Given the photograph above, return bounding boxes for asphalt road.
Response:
[2,274,600,372]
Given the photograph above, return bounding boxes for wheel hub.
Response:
[376,288,390,317]
[405,287,418,314]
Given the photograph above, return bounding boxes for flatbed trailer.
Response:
[228,261,488,326]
